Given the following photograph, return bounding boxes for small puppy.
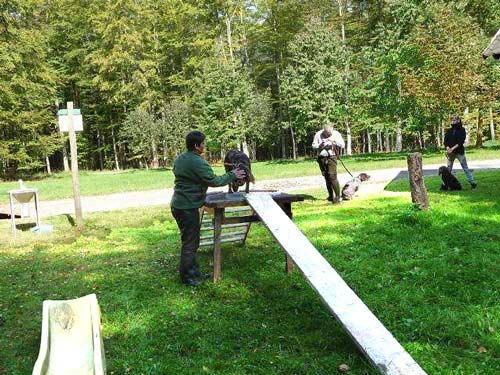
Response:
[438,166,462,191]
[341,173,370,201]
[223,149,255,193]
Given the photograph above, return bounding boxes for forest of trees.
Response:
[1,0,500,178]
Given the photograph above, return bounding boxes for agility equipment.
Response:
[32,294,106,375]
[246,193,427,375]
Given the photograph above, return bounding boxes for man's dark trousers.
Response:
[317,156,340,199]
[171,207,201,282]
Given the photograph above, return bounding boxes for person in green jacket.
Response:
[171,131,246,286]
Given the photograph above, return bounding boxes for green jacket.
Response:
[171,151,235,209]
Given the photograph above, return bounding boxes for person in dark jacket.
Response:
[171,131,246,286]
[444,115,477,189]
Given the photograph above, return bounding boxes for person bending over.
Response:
[312,123,345,203]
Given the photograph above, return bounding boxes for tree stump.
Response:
[407,152,429,210]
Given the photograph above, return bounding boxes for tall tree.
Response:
[0,0,60,177]
[281,17,348,148]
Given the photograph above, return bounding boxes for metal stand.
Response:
[8,189,40,236]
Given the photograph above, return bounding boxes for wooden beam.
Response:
[246,193,427,375]
[222,215,260,224]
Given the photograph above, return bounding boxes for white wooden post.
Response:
[67,102,83,227]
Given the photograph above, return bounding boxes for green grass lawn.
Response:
[0,171,499,374]
[0,147,499,204]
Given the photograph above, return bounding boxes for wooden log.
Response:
[246,193,427,375]
[407,153,429,210]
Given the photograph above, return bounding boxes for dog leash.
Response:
[333,146,354,178]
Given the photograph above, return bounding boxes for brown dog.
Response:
[223,150,255,193]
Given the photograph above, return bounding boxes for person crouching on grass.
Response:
[171,131,246,287]
[444,114,477,189]
[312,122,345,203]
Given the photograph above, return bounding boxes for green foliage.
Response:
[161,99,194,160]
[120,109,159,164]
[191,57,271,151]
[1,0,500,177]
[0,1,60,176]
[281,17,348,143]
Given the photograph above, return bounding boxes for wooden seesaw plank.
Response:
[246,193,427,375]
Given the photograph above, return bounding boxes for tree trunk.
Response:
[97,128,104,170]
[417,132,423,150]
[407,152,429,210]
[384,131,391,152]
[436,122,441,148]
[151,139,159,168]
[239,8,250,66]
[395,122,403,152]
[45,156,52,175]
[338,0,352,155]
[225,12,234,64]
[290,126,297,160]
[490,107,496,141]
[441,119,446,146]
[163,140,168,167]
[241,140,250,157]
[367,130,372,153]
[221,146,226,162]
[463,108,470,145]
[376,131,382,152]
[111,126,120,171]
[62,142,70,172]
[476,110,483,147]
[345,121,352,155]
[281,131,287,158]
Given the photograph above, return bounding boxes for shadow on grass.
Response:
[63,213,76,227]
[15,222,38,232]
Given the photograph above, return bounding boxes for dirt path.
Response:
[3,159,500,218]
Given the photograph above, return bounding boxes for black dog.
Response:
[341,173,370,201]
[223,149,255,193]
[438,166,462,191]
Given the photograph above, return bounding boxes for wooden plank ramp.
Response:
[245,193,427,375]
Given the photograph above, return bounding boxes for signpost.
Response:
[58,102,83,227]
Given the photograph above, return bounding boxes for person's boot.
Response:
[193,263,212,280]
[181,268,202,287]
[183,278,201,287]
[470,182,477,189]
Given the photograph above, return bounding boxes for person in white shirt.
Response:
[312,123,345,203]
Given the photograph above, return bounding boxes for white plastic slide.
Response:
[32,294,106,375]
